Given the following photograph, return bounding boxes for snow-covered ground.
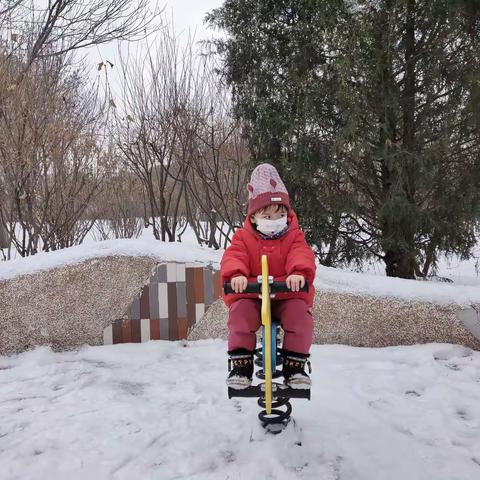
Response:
[1,340,479,480]
[360,246,480,286]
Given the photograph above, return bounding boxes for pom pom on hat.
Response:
[247,163,290,215]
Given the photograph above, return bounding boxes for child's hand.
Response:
[286,274,305,292]
[231,275,248,293]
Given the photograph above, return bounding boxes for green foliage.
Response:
[208,0,480,278]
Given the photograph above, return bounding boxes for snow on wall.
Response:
[1,238,479,306]
[0,239,222,282]
[315,264,480,307]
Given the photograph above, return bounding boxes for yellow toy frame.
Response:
[261,254,273,414]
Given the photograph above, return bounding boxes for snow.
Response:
[315,264,480,306]
[1,340,479,479]
[0,238,222,282]
[356,245,480,286]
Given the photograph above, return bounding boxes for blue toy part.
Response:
[262,321,279,371]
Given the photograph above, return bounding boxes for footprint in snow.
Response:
[118,381,146,396]
[445,362,461,371]
[368,398,389,409]
[221,450,236,463]
[456,408,470,421]
[405,390,422,397]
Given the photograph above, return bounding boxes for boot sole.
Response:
[284,374,311,390]
[285,381,311,390]
[226,376,252,390]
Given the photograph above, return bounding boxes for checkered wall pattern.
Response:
[103,262,222,345]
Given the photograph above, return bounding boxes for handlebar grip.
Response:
[223,282,262,295]
[271,281,309,293]
[223,280,309,295]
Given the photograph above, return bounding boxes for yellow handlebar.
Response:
[261,255,272,415]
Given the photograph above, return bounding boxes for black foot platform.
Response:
[229,382,309,432]
[228,383,311,400]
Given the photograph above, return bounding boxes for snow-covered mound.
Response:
[1,340,479,479]
[1,238,479,306]
[316,264,480,306]
[0,239,223,282]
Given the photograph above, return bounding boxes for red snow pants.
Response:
[227,298,313,354]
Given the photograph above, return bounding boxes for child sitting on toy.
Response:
[221,163,316,390]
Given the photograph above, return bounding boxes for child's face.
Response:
[251,204,287,224]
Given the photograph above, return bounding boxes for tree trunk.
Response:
[208,214,220,249]
[0,222,9,249]
[323,214,341,267]
[384,0,417,281]
[380,0,418,280]
[384,247,416,279]
[402,0,417,203]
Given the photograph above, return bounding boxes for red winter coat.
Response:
[221,210,316,307]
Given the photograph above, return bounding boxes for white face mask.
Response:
[255,217,288,236]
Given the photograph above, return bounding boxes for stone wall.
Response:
[188,292,480,351]
[1,254,479,356]
[0,256,156,355]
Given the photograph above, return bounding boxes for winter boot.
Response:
[226,348,254,390]
[282,351,312,389]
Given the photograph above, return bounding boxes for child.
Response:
[221,163,316,390]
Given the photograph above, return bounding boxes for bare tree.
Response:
[0,1,167,259]
[183,67,251,249]
[0,0,163,81]
[111,20,252,247]
[113,20,204,242]
[92,166,144,240]
[185,128,251,248]
[0,51,107,255]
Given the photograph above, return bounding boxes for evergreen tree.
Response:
[208,0,480,278]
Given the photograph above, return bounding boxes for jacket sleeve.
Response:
[220,229,250,281]
[285,230,316,283]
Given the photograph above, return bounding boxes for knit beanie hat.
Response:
[247,163,290,216]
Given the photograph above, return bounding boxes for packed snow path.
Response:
[1,340,479,480]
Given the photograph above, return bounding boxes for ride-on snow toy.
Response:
[224,255,311,434]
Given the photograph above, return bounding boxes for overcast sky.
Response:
[85,1,224,89]
[163,0,224,39]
